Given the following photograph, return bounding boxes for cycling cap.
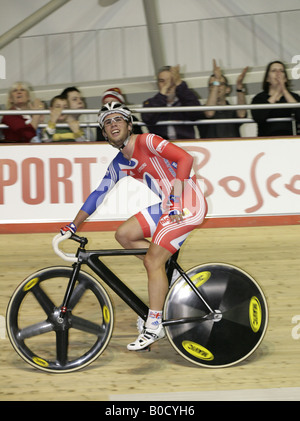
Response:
[98,102,132,128]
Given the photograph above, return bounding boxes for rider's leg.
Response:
[143,243,172,311]
[127,243,171,351]
[116,214,174,350]
[116,203,161,252]
[116,216,170,317]
[115,215,150,254]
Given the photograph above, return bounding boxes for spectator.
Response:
[200,59,248,138]
[142,65,203,140]
[42,95,86,142]
[61,86,95,141]
[96,87,143,141]
[251,60,300,136]
[102,87,125,105]
[1,81,44,143]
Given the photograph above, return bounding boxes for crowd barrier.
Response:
[1,102,299,133]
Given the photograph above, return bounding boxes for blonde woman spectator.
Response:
[1,81,44,143]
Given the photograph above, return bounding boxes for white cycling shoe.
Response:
[127,325,165,351]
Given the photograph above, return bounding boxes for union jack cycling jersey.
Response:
[81,133,207,253]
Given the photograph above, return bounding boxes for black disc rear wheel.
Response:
[163,263,268,367]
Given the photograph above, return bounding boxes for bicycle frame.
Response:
[57,234,214,324]
[62,247,149,321]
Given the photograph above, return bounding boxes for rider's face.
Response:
[102,113,132,148]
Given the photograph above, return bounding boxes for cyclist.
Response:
[60,102,207,350]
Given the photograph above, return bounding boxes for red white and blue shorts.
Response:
[135,175,207,254]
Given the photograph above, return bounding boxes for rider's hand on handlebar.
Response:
[60,222,77,236]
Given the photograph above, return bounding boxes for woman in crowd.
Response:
[251,61,300,137]
[1,81,44,143]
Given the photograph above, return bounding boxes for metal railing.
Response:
[0,102,299,135]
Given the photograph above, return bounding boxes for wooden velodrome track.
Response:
[0,224,299,401]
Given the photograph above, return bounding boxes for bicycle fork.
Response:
[58,261,81,322]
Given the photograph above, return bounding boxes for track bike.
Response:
[6,231,268,373]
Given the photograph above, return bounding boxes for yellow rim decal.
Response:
[23,277,39,291]
[182,341,214,361]
[249,296,262,333]
[32,357,49,367]
[103,305,110,324]
[185,271,211,289]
